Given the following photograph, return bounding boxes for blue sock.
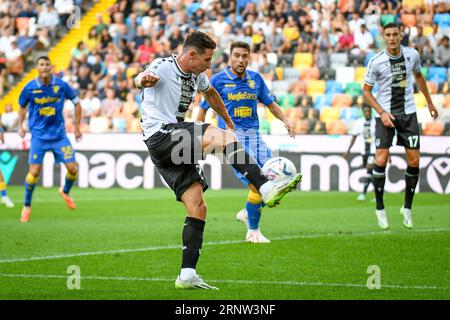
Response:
[1,190,6,197]
[24,173,37,207]
[246,201,262,230]
[63,172,77,194]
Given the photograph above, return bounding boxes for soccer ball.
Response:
[261,157,297,183]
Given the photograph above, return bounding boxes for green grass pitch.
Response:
[0,186,449,300]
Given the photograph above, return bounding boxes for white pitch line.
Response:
[0,273,448,291]
[0,228,449,264]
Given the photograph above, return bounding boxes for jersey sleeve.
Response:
[197,72,211,92]
[200,75,218,110]
[364,58,377,86]
[412,49,422,73]
[256,73,275,106]
[18,85,30,108]
[63,81,80,104]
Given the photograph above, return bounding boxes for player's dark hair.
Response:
[183,31,216,54]
[383,22,400,31]
[36,56,51,64]
[230,41,251,54]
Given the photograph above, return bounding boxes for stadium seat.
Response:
[423,25,433,37]
[299,67,320,81]
[320,107,340,123]
[277,93,296,109]
[364,51,376,67]
[332,94,352,108]
[340,106,360,122]
[295,119,311,134]
[275,67,284,80]
[283,67,301,80]
[345,82,362,97]
[325,80,343,94]
[427,67,447,84]
[113,118,127,133]
[433,13,450,28]
[380,14,396,26]
[330,53,348,69]
[444,94,450,108]
[354,67,367,83]
[421,67,428,79]
[319,68,336,80]
[326,120,347,135]
[401,13,416,27]
[336,67,355,86]
[422,121,444,136]
[271,80,291,95]
[307,80,326,96]
[293,52,314,68]
[414,93,428,109]
[427,81,438,94]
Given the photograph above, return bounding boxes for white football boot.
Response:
[175,274,219,290]
[357,193,365,202]
[375,209,389,230]
[246,229,271,243]
[1,196,14,208]
[400,206,413,229]
[261,173,302,207]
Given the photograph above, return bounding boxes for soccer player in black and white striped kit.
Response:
[135,31,302,290]
[363,23,438,229]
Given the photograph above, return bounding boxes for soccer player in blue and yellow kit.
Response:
[18,56,82,222]
[197,42,295,243]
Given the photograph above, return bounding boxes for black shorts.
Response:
[375,113,420,149]
[145,121,211,202]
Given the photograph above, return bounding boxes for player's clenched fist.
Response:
[135,72,160,89]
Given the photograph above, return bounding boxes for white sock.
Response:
[180,268,196,280]
[258,181,274,198]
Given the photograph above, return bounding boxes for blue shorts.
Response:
[29,136,76,164]
[232,129,272,186]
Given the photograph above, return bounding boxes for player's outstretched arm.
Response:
[202,86,235,130]
[18,106,27,138]
[267,101,295,138]
[413,71,438,119]
[344,135,357,160]
[134,71,160,89]
[363,83,395,128]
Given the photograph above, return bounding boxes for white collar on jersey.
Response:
[385,47,403,59]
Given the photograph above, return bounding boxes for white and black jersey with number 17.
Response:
[364,46,422,117]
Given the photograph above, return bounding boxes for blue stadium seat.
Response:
[325,80,343,94]
[428,67,447,84]
[433,13,450,28]
[340,107,360,121]
[364,51,376,66]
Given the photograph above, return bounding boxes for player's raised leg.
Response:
[202,126,301,207]
[0,171,14,208]
[175,182,218,290]
[59,161,78,210]
[373,149,389,229]
[21,164,41,222]
[401,148,420,229]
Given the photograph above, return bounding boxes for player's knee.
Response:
[67,164,78,176]
[29,167,41,177]
[408,157,420,167]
